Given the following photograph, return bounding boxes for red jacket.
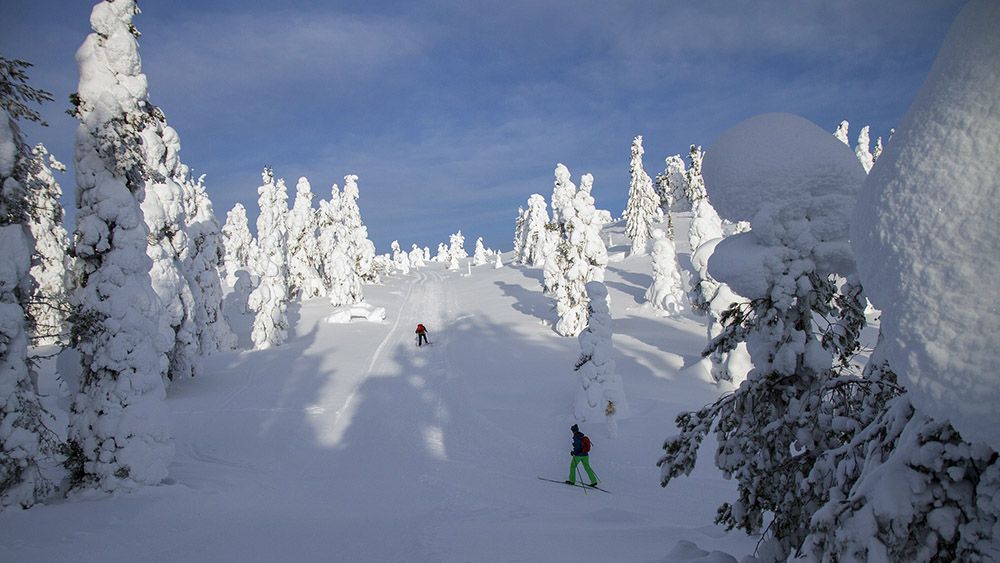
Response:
[415,324,426,334]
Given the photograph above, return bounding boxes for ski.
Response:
[537,476,611,494]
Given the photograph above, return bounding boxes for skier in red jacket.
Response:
[415,323,429,346]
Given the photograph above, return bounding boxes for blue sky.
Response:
[3,1,965,253]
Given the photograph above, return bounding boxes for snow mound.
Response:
[851,0,1000,448]
[703,113,866,299]
[324,302,387,324]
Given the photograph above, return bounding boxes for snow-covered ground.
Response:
[2,219,758,562]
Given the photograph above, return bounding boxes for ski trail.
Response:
[329,271,426,435]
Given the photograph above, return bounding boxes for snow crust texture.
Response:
[852,0,1000,448]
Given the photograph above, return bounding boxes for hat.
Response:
[571,424,579,433]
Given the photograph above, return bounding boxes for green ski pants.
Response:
[568,455,598,484]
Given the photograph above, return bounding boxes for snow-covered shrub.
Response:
[644,229,684,315]
[221,203,256,287]
[66,0,173,494]
[623,136,658,256]
[574,282,628,437]
[248,169,289,349]
[286,177,325,299]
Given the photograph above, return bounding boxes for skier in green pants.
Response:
[566,424,598,487]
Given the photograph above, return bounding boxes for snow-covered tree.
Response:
[855,125,874,173]
[573,282,628,437]
[24,143,70,345]
[0,58,60,508]
[340,175,377,283]
[434,242,449,263]
[644,229,684,315]
[689,237,751,385]
[519,194,550,267]
[248,169,289,349]
[325,247,355,307]
[391,240,410,274]
[550,163,576,225]
[66,0,173,493]
[872,134,884,164]
[834,119,850,145]
[221,203,255,287]
[181,171,235,354]
[423,246,430,262]
[472,237,488,266]
[494,253,502,269]
[512,206,526,260]
[286,177,324,300]
[654,154,688,215]
[686,199,724,271]
[658,113,872,560]
[684,144,706,206]
[409,244,425,268]
[623,136,657,256]
[448,230,466,266]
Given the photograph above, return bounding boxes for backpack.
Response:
[581,435,591,454]
[416,324,425,333]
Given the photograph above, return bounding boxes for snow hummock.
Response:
[851,0,1000,449]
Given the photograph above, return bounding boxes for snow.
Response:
[851,0,1000,449]
[2,216,757,561]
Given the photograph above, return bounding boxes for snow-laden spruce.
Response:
[623,136,658,256]
[548,170,607,336]
[66,0,173,494]
[644,229,684,315]
[409,244,425,268]
[0,70,61,508]
[434,242,448,263]
[852,0,1000,450]
[448,231,466,272]
[391,240,411,275]
[248,169,289,349]
[340,175,377,284]
[573,282,628,437]
[854,125,874,174]
[659,113,870,560]
[683,144,706,208]
[518,194,549,267]
[689,238,751,385]
[654,153,687,221]
[550,163,576,226]
[834,119,850,145]
[472,237,488,266]
[286,177,325,300]
[512,206,526,260]
[24,143,70,345]
[181,171,235,354]
[221,203,256,287]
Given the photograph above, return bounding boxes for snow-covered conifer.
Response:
[248,169,289,349]
[687,199,724,262]
[644,229,684,315]
[494,253,502,269]
[570,173,608,284]
[872,135,884,164]
[435,242,449,263]
[423,246,430,262]
[656,154,689,214]
[834,119,850,145]
[573,282,628,437]
[512,206,526,261]
[24,143,70,345]
[472,237,488,266]
[409,244,425,268]
[550,163,576,225]
[684,144,707,206]
[181,172,235,354]
[0,59,60,508]
[66,0,173,493]
[286,177,324,299]
[391,240,410,274]
[623,136,657,256]
[448,230,466,264]
[855,125,874,173]
[519,194,550,267]
[340,175,377,283]
[221,203,256,286]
